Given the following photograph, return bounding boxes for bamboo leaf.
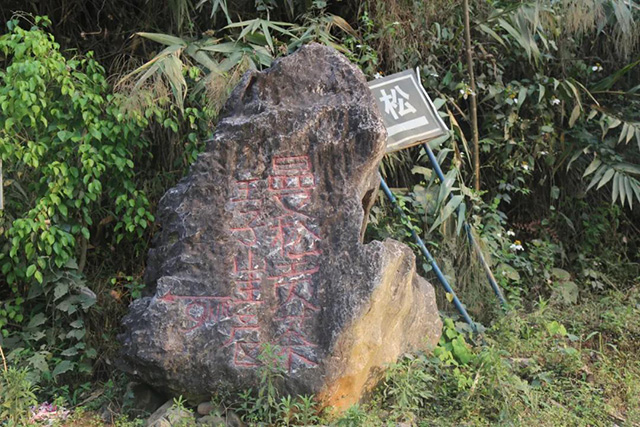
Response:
[564,80,582,105]
[538,83,545,103]
[567,149,586,171]
[189,49,220,72]
[597,168,615,190]
[437,169,457,208]
[137,32,187,46]
[479,24,506,47]
[631,179,640,209]
[199,41,243,53]
[586,165,607,191]
[262,21,273,53]
[613,162,640,175]
[456,201,467,236]
[161,54,187,111]
[624,175,633,209]
[329,15,358,37]
[569,104,581,128]
[119,44,183,87]
[591,58,640,92]
[430,195,464,232]
[583,157,602,177]
[625,123,636,144]
[517,85,527,110]
[612,172,621,204]
[618,123,629,144]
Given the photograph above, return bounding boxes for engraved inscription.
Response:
[159,155,322,371]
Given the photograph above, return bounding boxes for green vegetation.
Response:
[1,0,639,425]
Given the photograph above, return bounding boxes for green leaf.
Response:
[613,162,640,175]
[27,313,46,329]
[451,337,473,364]
[52,360,74,377]
[456,201,466,236]
[478,24,506,47]
[624,176,633,209]
[28,352,49,373]
[54,282,70,301]
[70,319,84,328]
[66,328,86,340]
[556,281,578,305]
[596,168,615,190]
[546,321,567,336]
[516,85,527,110]
[551,268,571,281]
[26,264,36,278]
[569,104,581,128]
[61,347,79,357]
[497,263,520,281]
[586,164,606,191]
[613,172,622,205]
[137,32,187,46]
[430,195,464,232]
[583,157,602,177]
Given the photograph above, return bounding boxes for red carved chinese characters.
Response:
[160,155,321,371]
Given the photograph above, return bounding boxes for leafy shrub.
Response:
[0,366,38,425]
[0,16,152,385]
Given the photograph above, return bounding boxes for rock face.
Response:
[119,43,442,411]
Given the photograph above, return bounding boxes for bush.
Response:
[0,16,152,386]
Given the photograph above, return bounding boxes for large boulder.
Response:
[119,43,442,411]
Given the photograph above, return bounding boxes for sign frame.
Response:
[368,68,449,153]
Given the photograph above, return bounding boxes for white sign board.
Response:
[368,69,448,153]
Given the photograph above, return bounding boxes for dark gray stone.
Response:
[119,43,441,411]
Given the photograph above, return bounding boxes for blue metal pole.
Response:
[379,176,476,330]
[422,143,507,307]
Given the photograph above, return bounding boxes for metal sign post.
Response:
[369,68,507,330]
[368,68,448,153]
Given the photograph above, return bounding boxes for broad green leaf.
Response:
[54,281,70,301]
[551,268,571,281]
[52,360,74,377]
[28,352,49,373]
[517,85,527,110]
[26,264,36,278]
[451,337,473,364]
[556,281,578,305]
[27,312,46,328]
[497,263,520,281]
[546,321,567,336]
[61,347,79,357]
